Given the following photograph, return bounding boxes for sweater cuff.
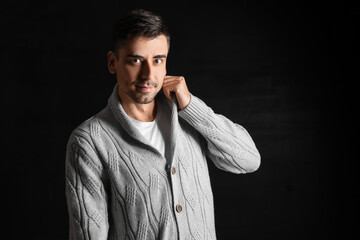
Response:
[178,94,211,126]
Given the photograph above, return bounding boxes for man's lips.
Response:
[135,85,154,92]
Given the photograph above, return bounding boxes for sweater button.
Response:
[176,204,183,213]
[171,167,176,175]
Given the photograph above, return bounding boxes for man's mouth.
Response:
[135,85,154,92]
[134,81,158,92]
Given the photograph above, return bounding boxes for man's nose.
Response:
[140,61,154,80]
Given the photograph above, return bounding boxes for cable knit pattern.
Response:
[65,84,260,240]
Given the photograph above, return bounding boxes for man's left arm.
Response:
[163,76,260,174]
[179,95,261,173]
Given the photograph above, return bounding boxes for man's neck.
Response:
[118,94,157,122]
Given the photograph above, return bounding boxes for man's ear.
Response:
[107,51,117,74]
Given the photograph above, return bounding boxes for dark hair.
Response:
[112,9,170,56]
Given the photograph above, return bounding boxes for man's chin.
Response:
[130,93,158,104]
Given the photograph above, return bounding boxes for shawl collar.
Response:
[107,84,180,161]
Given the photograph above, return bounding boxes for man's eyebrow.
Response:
[154,54,167,58]
[126,54,144,58]
[126,54,167,59]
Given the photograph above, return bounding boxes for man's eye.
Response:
[155,59,163,64]
[128,58,141,64]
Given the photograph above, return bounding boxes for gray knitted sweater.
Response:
[65,84,260,240]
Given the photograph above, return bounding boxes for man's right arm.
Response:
[65,133,109,240]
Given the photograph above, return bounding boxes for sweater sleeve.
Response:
[178,95,261,174]
[65,134,109,240]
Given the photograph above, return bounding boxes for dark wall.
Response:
[2,2,358,239]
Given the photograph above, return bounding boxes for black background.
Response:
[1,2,358,239]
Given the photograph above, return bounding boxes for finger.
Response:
[163,87,174,101]
[162,83,175,94]
[163,80,184,90]
[163,76,185,83]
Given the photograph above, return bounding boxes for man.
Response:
[65,9,260,240]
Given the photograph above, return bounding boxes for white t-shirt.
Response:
[127,101,171,159]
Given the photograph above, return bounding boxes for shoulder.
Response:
[67,106,113,150]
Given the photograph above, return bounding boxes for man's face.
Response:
[109,35,168,105]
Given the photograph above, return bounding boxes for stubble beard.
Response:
[129,80,160,104]
[129,92,157,104]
